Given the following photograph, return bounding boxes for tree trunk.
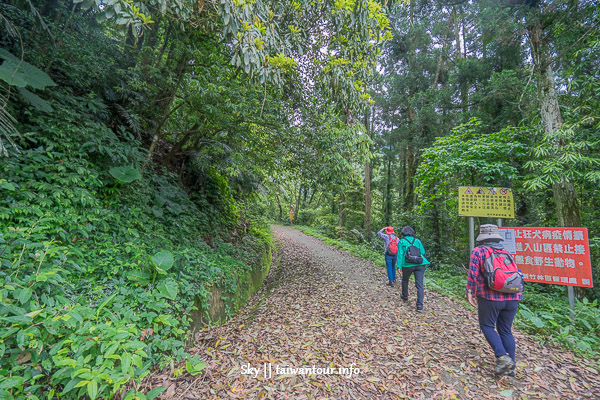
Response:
[295,186,303,223]
[404,147,415,210]
[364,112,372,240]
[275,192,283,220]
[338,192,346,227]
[163,124,198,164]
[432,199,442,258]
[528,17,581,228]
[142,55,188,170]
[384,157,392,225]
[553,180,581,227]
[308,186,316,205]
[528,12,582,299]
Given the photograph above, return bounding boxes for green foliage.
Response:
[0,48,56,90]
[525,122,600,190]
[0,46,57,156]
[0,89,272,398]
[109,166,142,183]
[415,117,529,209]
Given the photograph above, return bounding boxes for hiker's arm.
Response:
[397,240,405,268]
[377,229,387,239]
[466,249,481,300]
[418,240,426,256]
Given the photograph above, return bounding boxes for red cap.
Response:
[385,226,395,235]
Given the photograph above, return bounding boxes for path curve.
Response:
[148,225,599,399]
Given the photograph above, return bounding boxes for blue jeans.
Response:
[385,254,397,282]
[401,265,425,307]
[477,298,519,361]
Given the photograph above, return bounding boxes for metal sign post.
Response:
[567,286,576,320]
[469,216,475,251]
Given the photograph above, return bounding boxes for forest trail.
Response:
[147,226,600,399]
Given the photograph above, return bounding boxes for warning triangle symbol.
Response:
[500,188,507,195]
[488,188,497,195]
[464,187,473,194]
[476,188,485,195]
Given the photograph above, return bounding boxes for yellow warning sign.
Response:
[458,186,514,218]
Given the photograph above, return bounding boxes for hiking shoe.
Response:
[494,356,515,375]
[387,281,394,287]
[401,296,409,302]
[507,367,516,377]
[416,307,423,313]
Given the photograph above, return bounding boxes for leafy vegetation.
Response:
[0,97,272,399]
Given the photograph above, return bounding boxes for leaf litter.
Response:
[143,226,600,399]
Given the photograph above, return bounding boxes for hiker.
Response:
[467,224,523,377]
[377,226,399,286]
[398,226,430,312]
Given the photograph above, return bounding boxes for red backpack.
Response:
[386,235,399,256]
[482,246,524,293]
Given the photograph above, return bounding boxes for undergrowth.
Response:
[0,98,272,399]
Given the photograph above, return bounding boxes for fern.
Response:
[113,103,140,134]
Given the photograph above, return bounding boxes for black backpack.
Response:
[403,237,423,264]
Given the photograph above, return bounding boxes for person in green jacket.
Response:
[398,226,430,312]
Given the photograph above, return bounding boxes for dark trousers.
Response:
[477,298,519,361]
[401,265,425,307]
[385,254,397,282]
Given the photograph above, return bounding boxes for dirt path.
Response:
[149,225,599,399]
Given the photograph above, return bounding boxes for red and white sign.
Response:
[500,227,593,288]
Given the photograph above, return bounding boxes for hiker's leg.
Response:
[391,256,397,282]
[477,298,507,357]
[414,265,425,308]
[385,255,394,283]
[496,300,519,361]
[401,267,414,298]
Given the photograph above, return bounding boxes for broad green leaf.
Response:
[185,360,207,376]
[127,270,151,285]
[0,181,15,191]
[121,352,131,373]
[96,293,117,319]
[87,380,98,400]
[62,378,83,394]
[18,288,32,304]
[157,279,178,300]
[0,376,24,389]
[109,166,141,183]
[17,87,53,112]
[499,389,513,397]
[24,309,43,319]
[0,62,27,87]
[0,48,56,89]
[145,387,167,400]
[149,250,174,272]
[530,316,545,328]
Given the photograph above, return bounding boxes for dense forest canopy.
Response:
[0,0,599,398]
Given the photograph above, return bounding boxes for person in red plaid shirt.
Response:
[467,224,522,377]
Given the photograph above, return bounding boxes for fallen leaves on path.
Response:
[144,226,600,399]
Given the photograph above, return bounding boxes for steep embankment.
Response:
[146,225,600,399]
[0,101,271,399]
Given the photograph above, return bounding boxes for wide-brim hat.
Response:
[385,226,395,235]
[476,224,503,242]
